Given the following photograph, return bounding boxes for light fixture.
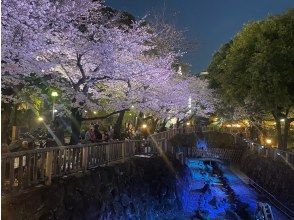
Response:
[265,139,272,144]
[51,91,58,97]
[37,117,44,122]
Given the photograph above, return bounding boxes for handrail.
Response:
[1,128,189,195]
[249,178,294,219]
[244,138,294,168]
[2,139,141,158]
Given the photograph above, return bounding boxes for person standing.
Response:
[94,124,102,141]
[85,126,96,142]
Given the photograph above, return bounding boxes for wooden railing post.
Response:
[286,153,289,164]
[273,149,278,160]
[164,139,167,153]
[45,151,53,186]
[122,142,125,162]
[265,148,269,157]
[106,145,110,164]
[82,147,88,171]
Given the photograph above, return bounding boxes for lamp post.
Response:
[51,91,58,121]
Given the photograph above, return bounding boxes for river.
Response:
[178,158,290,219]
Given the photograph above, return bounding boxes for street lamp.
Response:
[265,138,272,145]
[37,116,44,122]
[51,91,58,121]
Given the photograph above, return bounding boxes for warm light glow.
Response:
[170,118,177,125]
[93,111,97,114]
[142,124,147,129]
[37,117,44,122]
[265,139,272,144]
[280,118,285,122]
[236,124,241,128]
[186,122,191,126]
[51,91,58,97]
[226,124,232,128]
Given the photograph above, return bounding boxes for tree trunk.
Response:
[113,110,126,140]
[275,118,291,150]
[1,103,13,144]
[159,119,167,132]
[69,108,82,145]
[135,112,144,130]
[283,120,290,150]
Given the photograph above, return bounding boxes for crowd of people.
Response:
[79,123,144,143]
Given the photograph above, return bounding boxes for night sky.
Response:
[106,0,293,74]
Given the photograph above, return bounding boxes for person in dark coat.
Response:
[94,124,102,141]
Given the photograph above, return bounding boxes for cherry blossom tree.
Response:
[2,0,215,144]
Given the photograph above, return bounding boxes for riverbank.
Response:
[2,156,186,219]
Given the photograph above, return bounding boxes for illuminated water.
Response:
[177,158,289,219]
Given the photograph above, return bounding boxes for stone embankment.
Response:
[2,156,186,220]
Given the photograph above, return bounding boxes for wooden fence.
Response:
[1,140,139,194]
[3,126,291,196]
[2,128,194,195]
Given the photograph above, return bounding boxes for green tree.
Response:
[208,9,294,149]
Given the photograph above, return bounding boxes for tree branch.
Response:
[82,109,129,121]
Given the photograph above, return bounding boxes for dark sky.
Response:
[106,0,293,74]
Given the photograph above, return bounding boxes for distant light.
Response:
[265,139,272,144]
[84,110,88,113]
[131,105,135,108]
[129,113,132,116]
[199,71,209,75]
[37,117,44,122]
[226,124,232,128]
[53,109,58,113]
[280,118,285,122]
[142,124,147,129]
[51,91,58,97]
[186,122,191,126]
[93,111,97,115]
[178,66,183,75]
[277,152,281,156]
[236,124,241,128]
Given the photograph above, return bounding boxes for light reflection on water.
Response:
[179,159,257,219]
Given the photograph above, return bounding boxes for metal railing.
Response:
[243,139,294,168]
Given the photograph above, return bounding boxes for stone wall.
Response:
[2,157,187,220]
